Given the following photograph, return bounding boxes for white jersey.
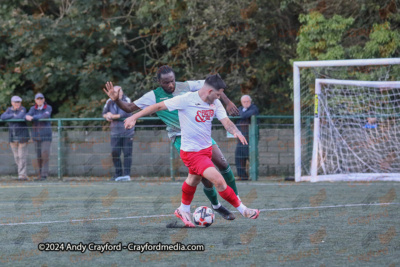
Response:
[133,80,205,109]
[164,91,228,152]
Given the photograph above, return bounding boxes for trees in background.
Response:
[0,0,398,117]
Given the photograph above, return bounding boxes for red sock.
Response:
[218,186,241,208]
[181,181,197,205]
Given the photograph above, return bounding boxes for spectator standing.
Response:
[103,86,134,181]
[235,95,259,180]
[25,93,52,181]
[1,96,30,181]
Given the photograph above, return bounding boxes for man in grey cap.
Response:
[26,93,52,181]
[1,96,30,181]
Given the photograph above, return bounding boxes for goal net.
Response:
[293,58,400,182]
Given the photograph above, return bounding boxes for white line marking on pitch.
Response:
[1,202,399,227]
[2,181,400,189]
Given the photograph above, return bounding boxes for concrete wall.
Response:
[0,126,295,178]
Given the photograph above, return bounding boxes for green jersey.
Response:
[133,80,204,139]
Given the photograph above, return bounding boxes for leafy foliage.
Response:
[0,0,399,116]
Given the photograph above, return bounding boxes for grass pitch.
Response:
[0,178,399,266]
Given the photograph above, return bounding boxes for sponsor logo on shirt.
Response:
[160,97,169,100]
[195,110,214,122]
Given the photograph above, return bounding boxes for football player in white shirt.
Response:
[124,74,260,227]
[103,66,241,221]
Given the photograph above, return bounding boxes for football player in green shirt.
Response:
[103,66,241,220]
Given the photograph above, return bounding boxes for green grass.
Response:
[0,179,399,266]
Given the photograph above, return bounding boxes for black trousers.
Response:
[235,143,249,180]
[34,140,51,178]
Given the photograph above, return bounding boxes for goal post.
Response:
[310,79,400,182]
[293,58,400,182]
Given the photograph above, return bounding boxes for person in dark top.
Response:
[1,96,30,181]
[235,95,259,180]
[25,93,52,181]
[103,86,135,181]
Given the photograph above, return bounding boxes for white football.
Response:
[193,206,215,227]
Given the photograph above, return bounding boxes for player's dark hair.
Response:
[205,73,226,90]
[156,65,175,80]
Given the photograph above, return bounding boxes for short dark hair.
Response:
[205,73,226,90]
[156,65,175,80]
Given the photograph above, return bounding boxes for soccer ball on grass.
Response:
[193,206,215,227]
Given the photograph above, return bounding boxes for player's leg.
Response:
[202,167,260,219]
[175,174,202,228]
[174,137,234,219]
[201,178,235,220]
[211,141,239,195]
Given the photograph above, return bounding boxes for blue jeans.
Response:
[111,136,133,177]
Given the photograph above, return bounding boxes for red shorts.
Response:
[180,146,214,176]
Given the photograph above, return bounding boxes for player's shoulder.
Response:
[172,91,193,99]
[214,99,223,106]
[142,90,156,98]
[183,91,198,101]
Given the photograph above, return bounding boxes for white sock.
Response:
[179,203,191,213]
[236,203,247,215]
[212,203,221,209]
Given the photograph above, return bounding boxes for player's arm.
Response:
[102,81,140,113]
[220,117,248,145]
[220,92,239,116]
[115,99,139,113]
[124,102,168,129]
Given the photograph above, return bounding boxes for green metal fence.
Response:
[0,115,295,180]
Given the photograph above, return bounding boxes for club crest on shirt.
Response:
[195,110,214,122]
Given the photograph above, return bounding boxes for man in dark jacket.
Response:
[103,86,134,181]
[26,93,52,181]
[1,96,30,181]
[235,95,259,180]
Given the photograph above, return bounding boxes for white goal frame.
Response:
[310,79,400,182]
[293,58,400,182]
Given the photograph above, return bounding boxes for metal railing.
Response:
[0,115,296,180]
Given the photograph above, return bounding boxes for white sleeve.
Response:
[187,80,205,92]
[164,93,189,111]
[215,99,228,120]
[133,91,156,109]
